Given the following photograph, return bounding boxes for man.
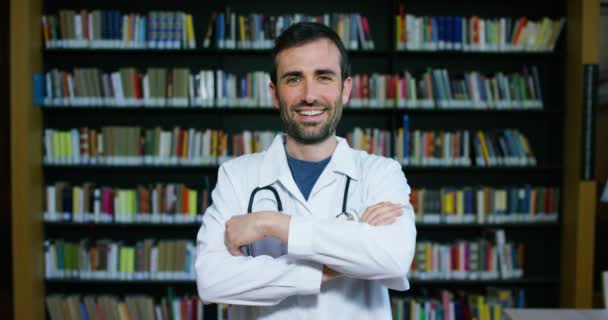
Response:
[195,22,416,319]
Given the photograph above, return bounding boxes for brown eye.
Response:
[286,77,301,84]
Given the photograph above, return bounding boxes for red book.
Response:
[176,128,184,159]
[182,186,189,214]
[133,72,141,100]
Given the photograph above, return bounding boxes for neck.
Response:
[285,134,337,162]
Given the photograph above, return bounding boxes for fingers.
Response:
[368,206,402,226]
[359,202,388,222]
[360,202,402,224]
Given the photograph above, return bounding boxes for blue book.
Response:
[101,11,108,40]
[454,17,461,48]
[531,65,543,103]
[185,249,192,274]
[402,115,409,163]
[523,185,531,214]
[80,303,89,320]
[432,17,438,47]
[465,188,473,214]
[113,11,121,42]
[445,17,453,48]
[241,76,247,100]
[216,13,225,48]
[141,16,147,44]
[33,73,45,106]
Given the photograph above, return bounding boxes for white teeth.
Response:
[298,110,323,116]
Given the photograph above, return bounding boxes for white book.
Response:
[603,271,608,308]
[46,186,56,218]
[188,128,196,162]
[71,129,80,164]
[74,14,83,42]
[194,132,202,163]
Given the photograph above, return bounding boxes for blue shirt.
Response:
[286,153,331,200]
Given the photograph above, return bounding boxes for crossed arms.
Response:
[194,161,416,306]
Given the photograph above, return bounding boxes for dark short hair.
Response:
[271,22,351,85]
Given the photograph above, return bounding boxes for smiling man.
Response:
[195,22,417,319]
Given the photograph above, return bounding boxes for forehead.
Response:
[275,38,341,75]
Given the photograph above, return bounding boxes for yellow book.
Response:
[130,190,137,216]
[62,131,70,160]
[212,130,218,158]
[443,192,453,215]
[72,186,80,216]
[337,19,344,42]
[186,14,195,47]
[476,131,490,161]
[476,296,485,320]
[535,18,552,49]
[493,304,502,320]
[117,302,131,320]
[397,128,404,160]
[239,15,246,43]
[395,16,402,47]
[128,247,135,274]
[457,191,464,215]
[188,190,197,216]
[120,247,127,273]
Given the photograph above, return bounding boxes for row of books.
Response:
[34,67,543,110]
[412,231,523,280]
[395,129,471,167]
[391,288,526,320]
[34,69,273,108]
[394,126,536,167]
[46,292,212,320]
[349,67,544,109]
[43,128,276,166]
[203,11,375,50]
[348,127,534,167]
[394,9,565,52]
[44,182,213,223]
[43,127,537,167]
[43,182,559,225]
[42,10,196,49]
[411,186,560,224]
[45,239,194,280]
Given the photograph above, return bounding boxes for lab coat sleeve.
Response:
[287,159,416,287]
[195,164,323,306]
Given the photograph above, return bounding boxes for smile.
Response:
[297,109,325,116]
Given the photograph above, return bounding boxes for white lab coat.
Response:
[195,134,417,319]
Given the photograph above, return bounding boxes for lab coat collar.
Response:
[258,133,360,188]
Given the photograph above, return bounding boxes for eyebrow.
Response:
[280,68,338,80]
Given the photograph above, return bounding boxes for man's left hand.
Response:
[225,213,267,256]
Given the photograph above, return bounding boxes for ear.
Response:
[341,76,353,106]
[269,81,280,110]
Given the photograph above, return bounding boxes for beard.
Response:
[278,95,343,145]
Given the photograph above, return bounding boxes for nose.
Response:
[301,78,319,105]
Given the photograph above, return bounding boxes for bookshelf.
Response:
[9,0,602,319]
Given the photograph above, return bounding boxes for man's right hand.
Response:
[322,202,404,283]
[359,201,403,226]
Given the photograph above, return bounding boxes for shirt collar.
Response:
[258,133,360,187]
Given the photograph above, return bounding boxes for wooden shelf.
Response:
[39,106,565,115]
[42,48,560,58]
[44,276,559,287]
[43,221,560,229]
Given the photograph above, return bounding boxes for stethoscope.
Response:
[244,176,354,256]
